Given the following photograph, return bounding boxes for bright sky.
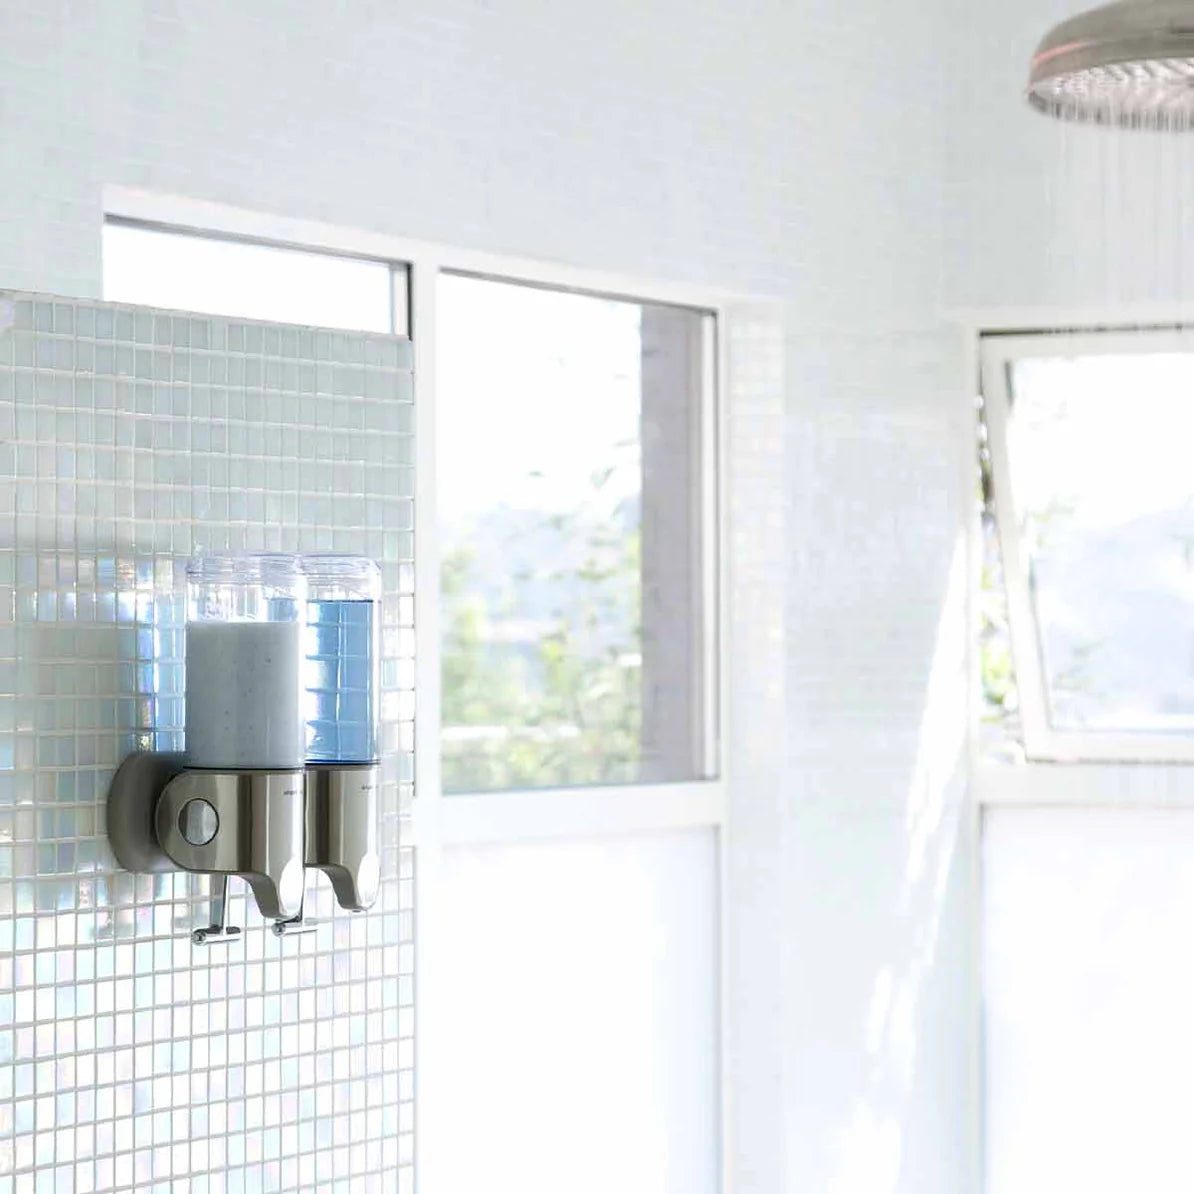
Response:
[102,222,394,333]
[1009,351,1194,727]
[1011,353,1194,528]
[436,274,643,529]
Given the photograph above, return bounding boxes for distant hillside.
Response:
[1033,509,1194,731]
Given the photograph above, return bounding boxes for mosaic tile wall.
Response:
[0,293,415,1194]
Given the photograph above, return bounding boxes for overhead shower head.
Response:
[1028,0,1194,129]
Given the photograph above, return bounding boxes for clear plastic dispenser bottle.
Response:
[301,554,382,912]
[185,554,307,770]
[153,553,310,922]
[302,555,381,765]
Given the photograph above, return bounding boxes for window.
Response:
[103,220,404,334]
[436,273,716,793]
[981,330,1194,761]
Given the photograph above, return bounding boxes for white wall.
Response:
[0,2,973,1192]
[783,329,972,1193]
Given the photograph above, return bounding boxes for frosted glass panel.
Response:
[985,808,1194,1194]
[435,828,719,1194]
[103,221,396,332]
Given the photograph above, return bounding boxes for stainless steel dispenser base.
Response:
[107,753,380,930]
[305,764,380,911]
[107,754,307,922]
[157,768,306,920]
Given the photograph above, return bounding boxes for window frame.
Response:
[416,266,727,824]
[980,326,1194,765]
[433,268,720,795]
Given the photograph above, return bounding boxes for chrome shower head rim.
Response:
[1028,0,1194,129]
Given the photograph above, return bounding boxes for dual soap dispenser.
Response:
[107,552,383,937]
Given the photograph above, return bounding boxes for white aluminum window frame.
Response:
[980,326,1194,765]
[102,184,758,1194]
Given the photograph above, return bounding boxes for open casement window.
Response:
[981,328,1194,762]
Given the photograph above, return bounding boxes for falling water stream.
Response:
[1044,108,1194,314]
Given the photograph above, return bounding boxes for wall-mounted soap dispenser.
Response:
[107,552,384,941]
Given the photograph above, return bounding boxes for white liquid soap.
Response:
[184,620,304,770]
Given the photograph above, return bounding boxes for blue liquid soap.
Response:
[304,599,377,764]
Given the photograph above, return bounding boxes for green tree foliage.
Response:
[441,479,643,793]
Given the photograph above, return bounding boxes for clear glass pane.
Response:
[437,273,713,793]
[1008,352,1194,732]
[103,221,399,333]
[985,808,1194,1194]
